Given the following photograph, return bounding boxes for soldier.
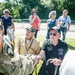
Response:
[17,26,40,75]
[17,26,40,56]
[0,25,35,75]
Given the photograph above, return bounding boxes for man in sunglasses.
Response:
[34,26,68,75]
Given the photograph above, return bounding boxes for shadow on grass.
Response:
[68,44,75,50]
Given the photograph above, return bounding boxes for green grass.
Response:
[15,34,75,75]
[15,34,75,50]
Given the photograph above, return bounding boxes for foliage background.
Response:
[0,0,75,20]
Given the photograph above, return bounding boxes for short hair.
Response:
[49,10,56,18]
[31,8,36,15]
[3,9,10,14]
[63,9,68,13]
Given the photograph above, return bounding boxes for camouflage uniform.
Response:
[0,38,34,75]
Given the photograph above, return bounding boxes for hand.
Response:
[33,15,37,20]
[34,56,40,65]
[31,55,39,66]
[50,58,62,66]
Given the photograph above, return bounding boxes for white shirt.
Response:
[59,50,75,75]
[58,15,71,27]
[7,28,15,40]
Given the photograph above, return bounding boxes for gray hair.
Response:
[49,10,56,18]
[3,9,10,14]
[63,9,68,13]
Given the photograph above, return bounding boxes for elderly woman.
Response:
[46,10,58,39]
[1,9,15,35]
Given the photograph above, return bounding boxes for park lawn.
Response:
[15,34,75,50]
[15,34,75,75]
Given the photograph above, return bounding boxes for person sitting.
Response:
[35,26,68,75]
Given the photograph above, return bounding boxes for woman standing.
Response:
[46,10,58,39]
[1,9,15,35]
[29,8,41,38]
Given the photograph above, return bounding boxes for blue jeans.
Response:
[60,27,67,41]
[46,29,50,39]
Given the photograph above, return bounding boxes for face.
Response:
[5,11,9,16]
[63,10,68,16]
[50,30,60,41]
[33,11,36,15]
[51,13,56,18]
[25,30,34,40]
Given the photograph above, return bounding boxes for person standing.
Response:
[35,26,68,75]
[46,10,58,39]
[1,9,15,35]
[58,9,71,41]
[29,8,41,38]
[7,23,15,46]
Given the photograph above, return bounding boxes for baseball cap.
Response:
[49,26,61,34]
[25,26,35,32]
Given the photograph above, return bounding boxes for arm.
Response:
[37,16,41,29]
[37,50,45,60]
[1,20,3,25]
[55,19,58,26]
[47,19,50,29]
[11,19,15,31]
[35,50,45,65]
[68,16,71,31]
[29,15,36,24]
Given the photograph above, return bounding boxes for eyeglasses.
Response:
[50,33,57,36]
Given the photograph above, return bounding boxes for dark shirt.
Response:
[39,39,68,75]
[1,15,12,30]
[48,19,56,28]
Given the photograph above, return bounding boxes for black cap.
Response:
[49,26,61,34]
[26,26,35,32]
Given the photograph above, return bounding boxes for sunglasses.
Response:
[5,12,9,13]
[50,33,57,36]
[33,12,36,13]
[53,13,56,15]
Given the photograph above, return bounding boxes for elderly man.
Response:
[0,25,35,75]
[59,50,75,75]
[35,26,68,75]
[17,26,40,56]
